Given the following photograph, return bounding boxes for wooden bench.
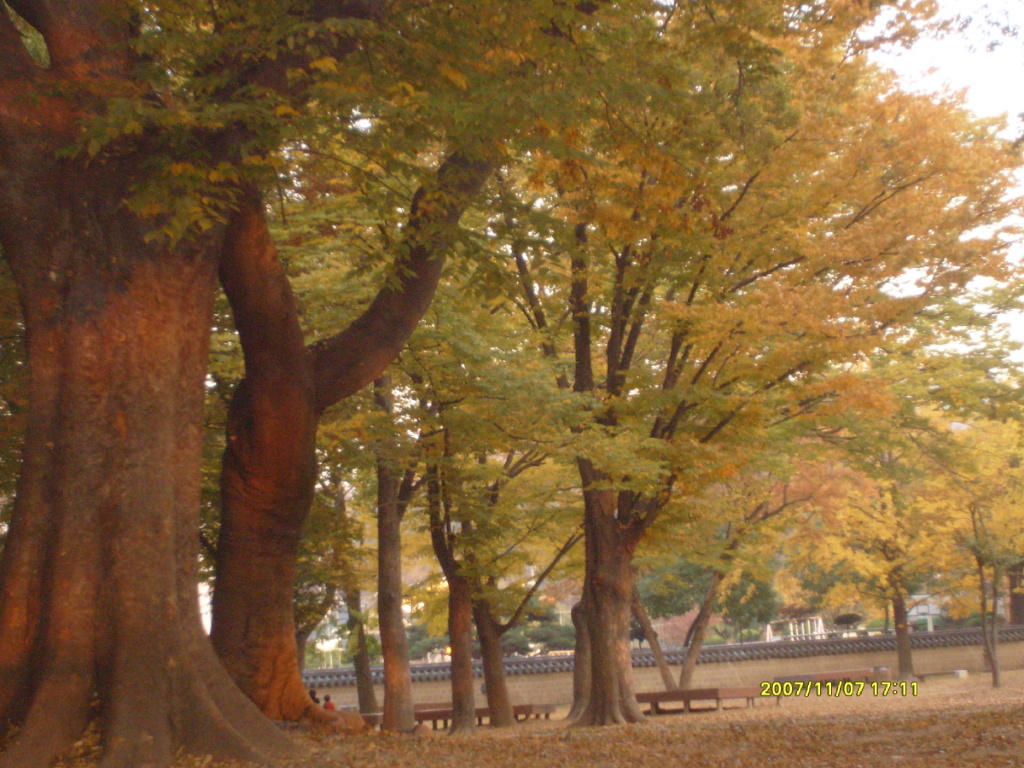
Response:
[773,667,890,685]
[415,702,557,730]
[361,702,557,730]
[636,686,774,714]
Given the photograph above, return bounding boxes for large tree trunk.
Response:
[678,571,723,689]
[631,586,677,692]
[210,152,492,723]
[891,589,915,681]
[570,470,645,726]
[447,573,478,734]
[209,194,325,724]
[0,158,296,766]
[473,600,516,727]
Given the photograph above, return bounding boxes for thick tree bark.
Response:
[890,589,915,681]
[209,193,325,724]
[0,174,296,767]
[0,10,301,764]
[566,601,592,721]
[631,586,676,692]
[677,572,723,689]
[211,151,493,723]
[570,466,646,726]
[564,244,645,725]
[473,600,516,727]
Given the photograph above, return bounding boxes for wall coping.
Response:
[302,626,1024,688]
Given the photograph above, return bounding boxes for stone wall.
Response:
[310,633,1022,710]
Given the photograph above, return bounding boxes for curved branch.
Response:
[7,0,132,77]
[310,149,494,411]
[219,188,311,390]
[0,6,36,80]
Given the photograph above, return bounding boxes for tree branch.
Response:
[219,187,311,391]
[619,287,652,381]
[311,148,495,411]
[426,454,463,582]
[512,241,571,390]
[498,528,583,634]
[0,5,36,80]
[570,225,594,394]
[7,0,132,77]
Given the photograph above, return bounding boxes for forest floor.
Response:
[58,668,1024,767]
[301,669,1024,768]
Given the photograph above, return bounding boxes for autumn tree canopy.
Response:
[2,0,1023,763]
[0,0,652,763]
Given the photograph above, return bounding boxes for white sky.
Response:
[876,1,1024,123]
[874,1,1024,354]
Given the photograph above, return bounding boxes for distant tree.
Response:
[490,0,1022,722]
[942,419,1024,688]
[637,559,715,621]
[717,572,781,641]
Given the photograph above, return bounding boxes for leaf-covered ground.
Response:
[306,671,1024,768]
[54,669,1024,767]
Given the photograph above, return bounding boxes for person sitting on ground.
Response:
[323,694,336,711]
[309,688,320,704]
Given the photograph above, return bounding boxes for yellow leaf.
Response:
[310,56,338,73]
[440,65,468,90]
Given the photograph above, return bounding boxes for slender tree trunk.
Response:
[989,565,1001,688]
[1006,561,1024,625]
[976,558,1001,688]
[473,601,516,727]
[426,457,476,733]
[344,587,380,714]
[678,571,723,689]
[447,573,477,734]
[630,587,676,691]
[0,164,296,766]
[374,380,417,731]
[570,469,645,726]
[891,589,915,681]
[296,625,315,672]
